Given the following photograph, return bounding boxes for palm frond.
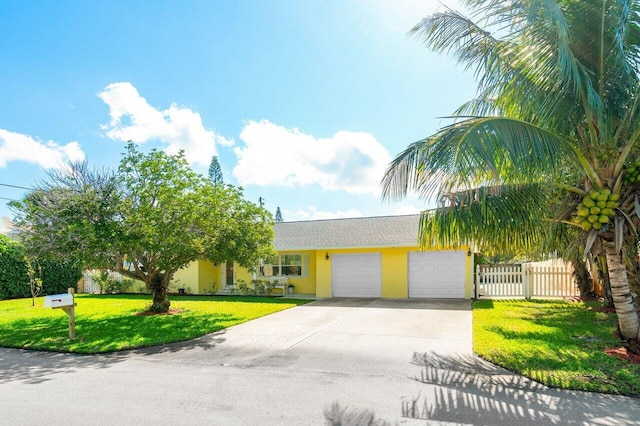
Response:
[382,116,576,202]
[417,183,551,254]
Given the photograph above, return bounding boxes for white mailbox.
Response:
[44,293,74,308]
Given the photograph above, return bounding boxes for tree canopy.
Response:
[11,143,274,312]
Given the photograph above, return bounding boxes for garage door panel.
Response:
[409,251,466,298]
[332,253,381,298]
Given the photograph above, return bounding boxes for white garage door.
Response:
[332,253,382,297]
[408,251,466,298]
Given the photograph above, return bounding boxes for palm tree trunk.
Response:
[596,255,614,308]
[604,241,640,341]
[571,258,593,298]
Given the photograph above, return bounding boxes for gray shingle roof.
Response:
[273,214,421,250]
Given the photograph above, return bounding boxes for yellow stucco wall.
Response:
[175,244,473,299]
[315,250,332,298]
[315,246,473,299]
[465,251,474,299]
[127,278,148,293]
[381,248,409,298]
[173,262,199,294]
[197,260,219,294]
[235,265,253,285]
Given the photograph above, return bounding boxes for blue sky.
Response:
[0,0,475,226]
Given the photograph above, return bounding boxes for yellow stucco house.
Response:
[173,214,474,299]
[175,215,473,299]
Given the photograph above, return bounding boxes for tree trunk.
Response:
[623,250,640,317]
[149,274,170,313]
[596,255,614,308]
[116,260,172,313]
[571,258,593,298]
[604,241,640,343]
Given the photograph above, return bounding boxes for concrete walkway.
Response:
[1,298,639,425]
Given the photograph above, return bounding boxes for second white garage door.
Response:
[332,253,382,297]
[408,251,466,298]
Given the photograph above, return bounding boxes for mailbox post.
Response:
[44,287,76,339]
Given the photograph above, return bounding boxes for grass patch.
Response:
[473,299,640,396]
[0,294,311,354]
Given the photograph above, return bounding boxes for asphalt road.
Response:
[1,298,639,425]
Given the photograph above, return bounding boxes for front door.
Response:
[223,262,235,288]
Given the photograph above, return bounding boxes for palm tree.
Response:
[382,0,640,350]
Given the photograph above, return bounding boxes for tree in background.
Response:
[11,143,274,313]
[383,1,640,351]
[208,155,224,185]
[275,207,283,223]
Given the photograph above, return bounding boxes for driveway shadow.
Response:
[402,351,640,425]
[128,329,227,356]
[0,329,229,384]
[0,348,127,385]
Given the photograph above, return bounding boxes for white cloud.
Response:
[98,82,221,166]
[0,129,85,169]
[217,135,235,147]
[284,206,364,221]
[233,120,391,195]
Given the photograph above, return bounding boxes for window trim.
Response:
[259,254,309,278]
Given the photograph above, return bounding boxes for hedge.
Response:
[0,235,82,300]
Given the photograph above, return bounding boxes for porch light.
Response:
[325,252,329,260]
[467,248,472,257]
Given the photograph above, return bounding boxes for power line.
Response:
[0,183,34,190]
[0,197,18,201]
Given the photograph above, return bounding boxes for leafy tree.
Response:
[382,1,640,351]
[11,143,274,312]
[275,207,283,223]
[208,155,224,185]
[25,256,42,307]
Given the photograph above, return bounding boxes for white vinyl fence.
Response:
[82,269,123,294]
[476,264,579,299]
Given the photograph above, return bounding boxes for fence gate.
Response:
[82,271,99,294]
[476,264,579,299]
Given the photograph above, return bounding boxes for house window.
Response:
[260,254,309,277]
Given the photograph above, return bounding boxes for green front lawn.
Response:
[473,299,640,396]
[0,294,310,354]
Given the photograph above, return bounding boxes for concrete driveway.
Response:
[1,298,639,425]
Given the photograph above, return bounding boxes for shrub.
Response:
[0,235,28,299]
[39,259,82,295]
[237,279,275,296]
[0,235,82,300]
[92,271,133,294]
